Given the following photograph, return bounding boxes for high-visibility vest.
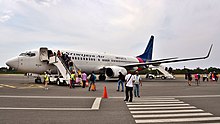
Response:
[71,74,75,80]
[44,74,49,82]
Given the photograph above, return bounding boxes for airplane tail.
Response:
[136,35,154,62]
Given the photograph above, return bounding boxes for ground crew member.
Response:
[44,72,49,90]
[70,72,75,88]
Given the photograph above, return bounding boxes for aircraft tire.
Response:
[161,76,166,80]
[99,74,106,81]
[35,77,42,84]
[56,79,61,86]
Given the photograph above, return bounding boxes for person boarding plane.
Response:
[6,35,213,85]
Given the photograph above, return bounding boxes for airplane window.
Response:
[19,53,26,56]
[26,52,36,57]
[19,52,35,57]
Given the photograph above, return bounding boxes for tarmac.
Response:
[0,74,220,124]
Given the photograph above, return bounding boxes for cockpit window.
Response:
[19,51,36,57]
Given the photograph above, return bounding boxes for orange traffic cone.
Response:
[102,86,108,98]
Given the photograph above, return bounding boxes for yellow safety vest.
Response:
[71,74,75,80]
[44,74,49,82]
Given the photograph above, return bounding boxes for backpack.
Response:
[90,74,96,81]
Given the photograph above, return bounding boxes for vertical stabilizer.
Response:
[137,35,154,62]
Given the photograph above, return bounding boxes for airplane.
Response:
[6,35,213,84]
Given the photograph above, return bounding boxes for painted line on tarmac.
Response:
[0,107,92,111]
[0,97,102,111]
[139,95,220,98]
[133,113,213,118]
[0,84,16,88]
[0,95,97,99]
[135,117,220,123]
[110,95,220,99]
[130,109,204,114]
[91,97,102,110]
[129,106,197,110]
[126,101,184,105]
[128,104,190,107]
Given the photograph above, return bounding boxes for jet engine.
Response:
[105,66,127,78]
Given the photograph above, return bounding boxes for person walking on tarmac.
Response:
[117,72,125,92]
[70,71,75,88]
[133,71,142,97]
[124,72,134,102]
[187,71,192,86]
[82,71,87,88]
[88,71,96,91]
[44,72,49,90]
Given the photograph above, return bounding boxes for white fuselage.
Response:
[6,48,140,74]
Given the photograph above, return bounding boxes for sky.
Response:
[0,0,219,69]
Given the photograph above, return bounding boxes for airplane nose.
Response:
[6,57,19,70]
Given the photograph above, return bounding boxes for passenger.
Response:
[124,72,134,102]
[194,74,199,86]
[70,71,75,88]
[116,72,125,92]
[187,71,192,86]
[68,61,73,71]
[57,50,61,57]
[133,71,142,97]
[88,71,96,91]
[82,71,87,88]
[78,69,82,78]
[202,73,208,82]
[44,72,49,90]
[212,72,215,81]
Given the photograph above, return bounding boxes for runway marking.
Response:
[0,95,97,99]
[91,97,102,110]
[126,97,220,123]
[109,95,220,99]
[135,117,220,123]
[128,104,190,107]
[0,107,92,111]
[0,97,102,111]
[131,109,204,114]
[133,113,213,118]
[0,84,16,88]
[18,84,44,89]
[126,101,184,104]
[129,106,196,110]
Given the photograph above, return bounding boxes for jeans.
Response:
[134,84,140,97]
[117,80,124,91]
[125,86,133,102]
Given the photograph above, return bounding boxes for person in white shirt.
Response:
[124,72,134,102]
[133,71,142,97]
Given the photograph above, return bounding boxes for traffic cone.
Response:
[102,86,108,98]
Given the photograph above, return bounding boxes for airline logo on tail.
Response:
[136,35,154,63]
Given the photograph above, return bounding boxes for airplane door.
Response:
[39,47,49,62]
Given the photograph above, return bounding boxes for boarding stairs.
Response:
[49,56,72,84]
[153,65,174,79]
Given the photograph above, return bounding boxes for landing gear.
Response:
[99,74,106,81]
[35,77,42,84]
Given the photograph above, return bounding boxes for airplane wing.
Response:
[124,44,213,67]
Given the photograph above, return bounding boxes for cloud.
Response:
[0,10,14,23]
[0,0,220,69]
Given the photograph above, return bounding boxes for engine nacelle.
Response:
[105,66,127,78]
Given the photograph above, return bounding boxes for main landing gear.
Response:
[99,74,106,81]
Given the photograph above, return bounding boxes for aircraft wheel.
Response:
[56,79,61,86]
[99,74,106,81]
[35,77,42,84]
[161,76,166,80]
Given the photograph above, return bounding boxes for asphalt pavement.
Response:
[0,74,220,124]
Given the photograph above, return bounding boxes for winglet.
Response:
[205,44,213,59]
